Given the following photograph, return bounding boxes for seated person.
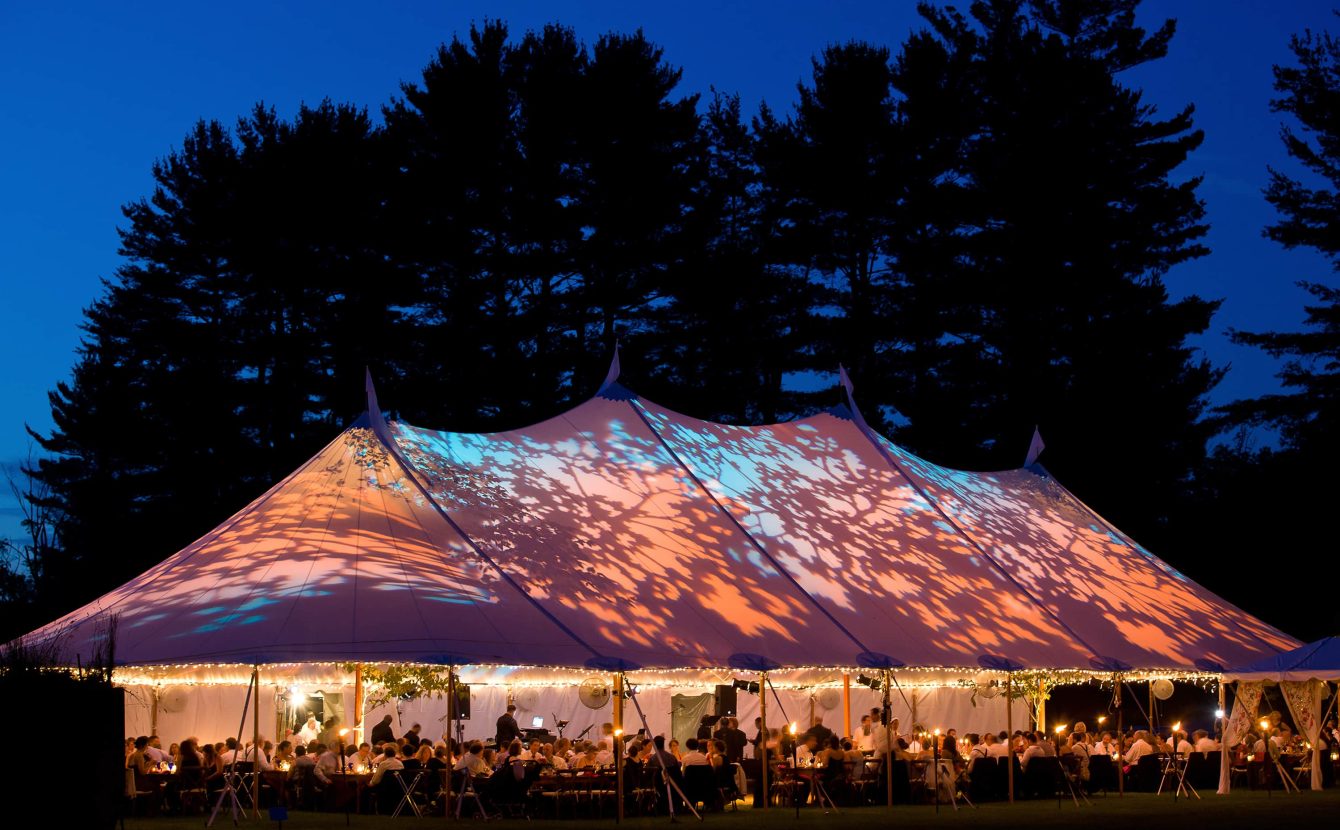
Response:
[795,734,820,766]
[681,737,711,767]
[1124,731,1154,765]
[454,741,491,777]
[1020,733,1045,769]
[986,732,1009,758]
[1193,729,1219,753]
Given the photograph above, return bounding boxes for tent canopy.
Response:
[1223,636,1340,683]
[23,381,1299,674]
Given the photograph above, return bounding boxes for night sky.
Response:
[1,1,1335,543]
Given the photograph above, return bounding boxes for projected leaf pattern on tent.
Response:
[31,428,596,667]
[29,388,1298,671]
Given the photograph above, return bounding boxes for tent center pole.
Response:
[445,667,455,822]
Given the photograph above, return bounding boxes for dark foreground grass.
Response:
[120,790,1340,830]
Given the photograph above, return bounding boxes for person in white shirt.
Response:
[369,746,403,787]
[872,717,896,758]
[1170,731,1193,756]
[966,733,989,770]
[243,740,274,771]
[1124,731,1154,765]
[454,742,490,777]
[680,738,711,767]
[1092,732,1114,756]
[856,715,875,753]
[1192,730,1219,753]
[986,732,1009,758]
[298,716,321,746]
[219,738,244,766]
[1020,734,1046,769]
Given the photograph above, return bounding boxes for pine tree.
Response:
[1220,26,1340,457]
[885,0,1220,543]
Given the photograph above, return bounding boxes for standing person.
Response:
[298,715,321,746]
[370,715,395,746]
[722,718,747,764]
[496,704,521,749]
[403,723,423,747]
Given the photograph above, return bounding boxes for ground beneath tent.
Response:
[121,789,1340,829]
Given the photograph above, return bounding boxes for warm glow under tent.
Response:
[1218,637,1340,793]
[21,373,1300,743]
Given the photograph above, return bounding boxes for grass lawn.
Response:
[120,790,1340,830]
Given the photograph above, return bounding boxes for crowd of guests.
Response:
[126,704,1333,814]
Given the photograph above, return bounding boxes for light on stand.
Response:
[1214,709,1225,720]
[1097,715,1107,725]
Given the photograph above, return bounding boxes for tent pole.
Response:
[151,686,160,738]
[883,670,893,809]
[1217,679,1229,795]
[1116,674,1124,797]
[759,671,769,810]
[614,673,624,823]
[1149,680,1156,733]
[842,673,851,739]
[1006,673,1014,804]
[353,663,364,746]
[252,666,261,818]
[1037,678,1047,732]
[445,667,455,821]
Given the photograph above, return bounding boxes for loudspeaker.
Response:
[714,684,737,716]
[455,684,471,720]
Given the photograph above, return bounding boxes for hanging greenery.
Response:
[341,662,454,710]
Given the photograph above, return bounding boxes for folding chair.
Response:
[391,769,427,817]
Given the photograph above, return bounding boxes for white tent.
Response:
[23,371,1298,747]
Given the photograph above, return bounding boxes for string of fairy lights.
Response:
[108,660,1222,691]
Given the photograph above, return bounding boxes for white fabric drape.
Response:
[1219,681,1263,794]
[1280,680,1324,791]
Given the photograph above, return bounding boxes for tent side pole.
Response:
[1037,678,1046,732]
[445,668,455,821]
[253,666,261,819]
[353,663,364,745]
[1116,675,1124,797]
[1006,673,1014,804]
[151,687,159,738]
[1218,679,1229,795]
[614,673,624,823]
[883,670,893,809]
[759,671,768,810]
[842,673,851,739]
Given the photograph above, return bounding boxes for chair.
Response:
[968,756,999,802]
[714,762,742,810]
[1021,756,1064,800]
[176,766,209,815]
[390,769,427,817]
[1185,752,1218,791]
[1132,754,1162,792]
[683,765,720,811]
[1087,754,1117,795]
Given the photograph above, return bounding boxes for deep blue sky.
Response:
[1,1,1335,543]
